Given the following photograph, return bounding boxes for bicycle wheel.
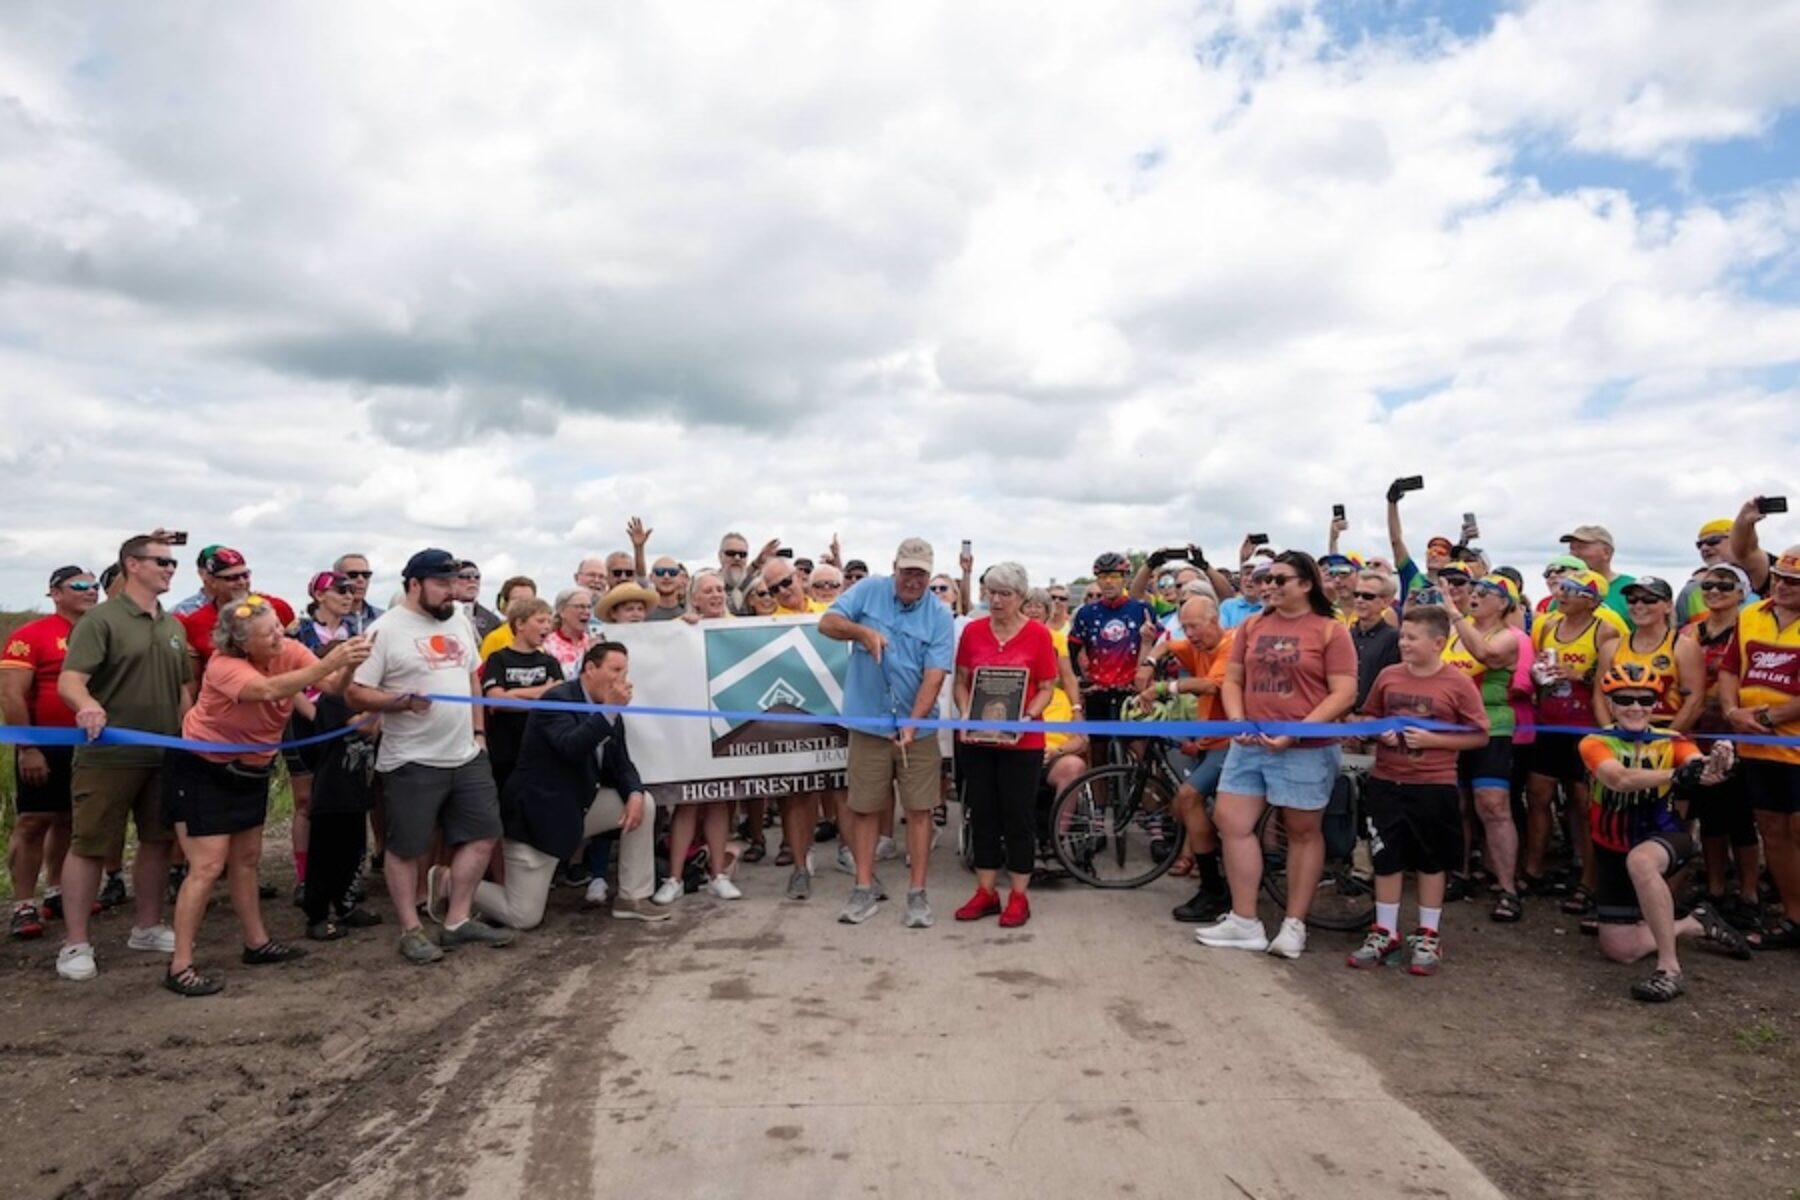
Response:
[1256,806,1377,931]
[1049,764,1181,888]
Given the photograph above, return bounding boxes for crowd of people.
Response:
[3,483,1796,1005]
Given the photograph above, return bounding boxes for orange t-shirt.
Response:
[182,640,319,765]
[1230,611,1357,746]
[1169,631,1234,750]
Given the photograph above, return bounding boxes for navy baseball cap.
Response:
[403,548,461,580]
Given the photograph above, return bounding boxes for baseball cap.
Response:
[48,565,88,588]
[1622,576,1673,603]
[1559,524,1615,549]
[1475,574,1520,608]
[1318,553,1356,572]
[1437,563,1474,582]
[894,537,934,573]
[1696,519,1732,540]
[1545,554,1585,573]
[1561,570,1608,599]
[1772,546,1800,580]
[195,543,222,567]
[309,570,351,596]
[201,546,247,574]
[1426,536,1454,555]
[1249,559,1275,578]
[844,559,868,573]
[403,548,461,580]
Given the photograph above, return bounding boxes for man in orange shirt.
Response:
[1136,596,1235,923]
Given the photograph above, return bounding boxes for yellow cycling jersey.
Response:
[1732,600,1800,764]
[1611,626,1682,722]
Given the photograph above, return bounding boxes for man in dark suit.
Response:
[472,642,669,927]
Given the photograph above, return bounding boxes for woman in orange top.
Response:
[163,597,370,996]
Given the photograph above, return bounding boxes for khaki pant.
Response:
[845,730,940,815]
[473,789,655,929]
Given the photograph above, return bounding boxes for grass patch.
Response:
[1735,1020,1786,1051]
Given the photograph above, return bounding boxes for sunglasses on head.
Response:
[1698,580,1739,593]
[232,595,268,619]
[1609,692,1658,709]
[132,554,179,569]
[342,570,372,579]
[651,566,682,578]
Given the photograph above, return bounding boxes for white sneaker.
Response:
[875,835,899,861]
[1267,917,1308,959]
[127,924,176,953]
[1194,913,1269,951]
[583,878,610,907]
[705,875,743,900]
[652,876,684,906]
[834,843,855,874]
[57,942,97,981]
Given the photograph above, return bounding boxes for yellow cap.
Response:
[1697,519,1732,539]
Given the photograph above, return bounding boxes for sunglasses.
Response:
[1698,580,1740,593]
[457,572,481,581]
[749,589,772,600]
[651,567,682,578]
[1557,582,1595,597]
[1771,573,1800,586]
[1624,593,1664,605]
[1326,566,1357,577]
[611,569,637,579]
[343,570,373,579]
[771,575,798,590]
[1265,573,1298,586]
[1473,582,1508,599]
[929,583,951,593]
[1093,572,1125,582]
[1353,590,1382,601]
[329,583,355,595]
[813,580,842,590]
[213,570,252,582]
[1696,536,1728,549]
[1543,568,1567,579]
[132,554,179,569]
[721,549,748,560]
[62,580,99,592]
[1609,693,1658,709]
[1048,594,1068,603]
[1440,576,1472,586]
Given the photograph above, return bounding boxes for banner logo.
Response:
[704,624,850,757]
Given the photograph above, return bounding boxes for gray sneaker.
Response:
[440,918,516,949]
[903,888,933,929]
[398,928,444,965]
[839,886,879,925]
[786,867,812,901]
[870,872,889,901]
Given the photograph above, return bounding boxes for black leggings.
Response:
[304,811,367,924]
[961,744,1045,876]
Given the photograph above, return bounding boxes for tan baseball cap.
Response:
[894,537,934,572]
[1559,524,1615,549]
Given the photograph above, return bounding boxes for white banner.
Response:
[598,614,852,805]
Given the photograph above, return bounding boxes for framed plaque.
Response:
[963,665,1030,746]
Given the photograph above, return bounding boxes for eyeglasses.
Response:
[611,568,637,579]
[1608,693,1658,709]
[1048,593,1068,603]
[1698,580,1740,593]
[343,570,373,580]
[651,567,682,578]
[1353,590,1382,601]
[721,549,748,560]
[1696,536,1728,549]
[457,571,480,581]
[1265,573,1297,586]
[929,583,952,593]
[232,595,268,619]
[813,580,842,591]
[63,580,99,592]
[131,554,179,569]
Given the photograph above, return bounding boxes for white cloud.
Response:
[0,0,1798,610]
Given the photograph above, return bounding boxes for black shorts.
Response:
[378,755,503,859]
[1457,736,1513,792]
[14,743,74,815]
[1528,732,1587,785]
[1690,770,1757,847]
[1594,834,1696,925]
[1363,777,1464,877]
[281,712,322,778]
[1741,757,1800,816]
[163,750,272,838]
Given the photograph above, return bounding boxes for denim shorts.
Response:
[1219,742,1342,811]
[1183,749,1226,801]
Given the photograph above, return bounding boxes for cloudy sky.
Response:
[2,0,1798,610]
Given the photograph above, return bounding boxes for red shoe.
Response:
[10,902,45,940]
[954,888,1002,921]
[998,892,1031,928]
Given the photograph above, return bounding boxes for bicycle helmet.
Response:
[1092,551,1131,575]
[1597,661,1667,696]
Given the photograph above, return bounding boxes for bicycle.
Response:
[1253,752,1375,931]
[1043,734,1187,888]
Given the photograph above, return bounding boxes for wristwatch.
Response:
[1756,708,1775,729]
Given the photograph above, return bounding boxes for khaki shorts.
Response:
[846,730,940,815]
[71,765,171,858]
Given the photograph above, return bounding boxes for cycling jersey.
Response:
[1611,626,1681,722]
[1579,731,1700,853]
[1068,597,1156,690]
[1442,626,1517,737]
[1729,599,1800,766]
[1532,611,1604,729]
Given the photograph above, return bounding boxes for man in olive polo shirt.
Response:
[54,533,193,981]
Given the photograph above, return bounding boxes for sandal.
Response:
[741,839,767,865]
[1629,968,1685,1003]
[1490,892,1523,923]
[774,844,794,868]
[1579,914,1599,937]
[1690,902,1753,960]
[242,940,309,966]
[306,920,347,941]
[1747,917,1800,951]
[1169,855,1197,878]
[163,965,224,997]
[1560,886,1594,916]
[1444,873,1475,903]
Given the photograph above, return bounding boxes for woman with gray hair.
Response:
[545,586,595,678]
[951,562,1060,928]
[162,596,371,996]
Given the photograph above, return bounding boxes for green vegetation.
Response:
[1735,1020,1786,1051]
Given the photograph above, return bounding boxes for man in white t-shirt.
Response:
[348,549,514,964]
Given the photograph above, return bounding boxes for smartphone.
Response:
[1332,504,1345,521]
[1395,476,1424,493]
[960,539,972,557]
[1416,587,1445,607]
[775,547,795,559]
[1463,511,1480,538]
[1757,496,1789,515]
[168,530,189,546]
[1247,533,1269,546]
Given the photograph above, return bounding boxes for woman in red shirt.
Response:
[163,596,369,996]
[951,563,1058,928]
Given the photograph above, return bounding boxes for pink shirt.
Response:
[183,640,319,765]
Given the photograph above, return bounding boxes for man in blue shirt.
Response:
[820,537,955,929]
[1219,556,1273,630]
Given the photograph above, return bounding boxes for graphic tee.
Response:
[353,605,481,771]
[1727,600,1800,764]
[1068,597,1156,690]
[1363,664,1488,785]
[1,613,77,725]
[481,647,564,769]
[1229,610,1357,747]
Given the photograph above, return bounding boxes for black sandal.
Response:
[741,839,766,864]
[306,920,347,941]
[242,940,309,965]
[1690,902,1753,960]
[1490,892,1523,923]
[1559,885,1594,916]
[1629,968,1685,1003]
[1747,918,1800,950]
[163,965,224,997]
